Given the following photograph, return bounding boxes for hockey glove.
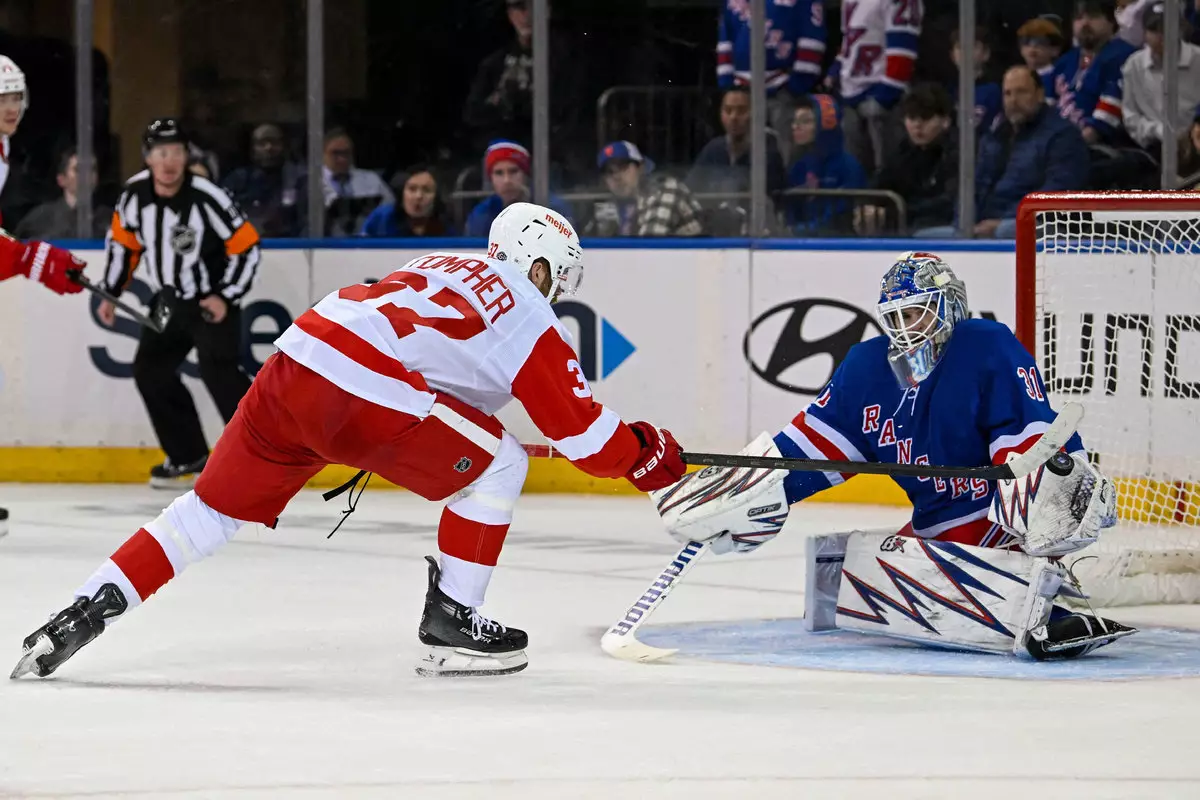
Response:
[650,432,789,555]
[624,421,686,493]
[989,451,1117,558]
[21,241,85,296]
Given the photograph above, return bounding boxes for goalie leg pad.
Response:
[833,531,1063,656]
[651,432,789,555]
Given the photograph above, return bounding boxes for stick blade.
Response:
[600,630,678,663]
[1004,402,1085,479]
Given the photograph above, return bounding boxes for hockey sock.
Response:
[74,491,243,616]
[436,507,510,607]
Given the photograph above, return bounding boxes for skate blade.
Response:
[149,475,198,490]
[415,645,528,678]
[9,635,53,680]
[1043,626,1138,654]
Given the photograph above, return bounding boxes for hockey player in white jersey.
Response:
[11,203,687,680]
[834,0,922,175]
[653,252,1134,661]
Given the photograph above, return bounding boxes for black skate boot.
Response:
[149,456,207,490]
[0,506,8,538]
[10,584,128,679]
[416,555,528,677]
[1025,612,1137,661]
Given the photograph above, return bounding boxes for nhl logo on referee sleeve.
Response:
[170,225,197,254]
[453,457,472,473]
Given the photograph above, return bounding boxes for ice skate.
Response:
[10,584,128,679]
[0,506,8,538]
[149,456,207,490]
[1025,612,1137,661]
[416,555,528,677]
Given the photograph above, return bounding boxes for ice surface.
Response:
[2,485,1200,799]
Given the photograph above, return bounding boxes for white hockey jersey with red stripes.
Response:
[274,251,641,478]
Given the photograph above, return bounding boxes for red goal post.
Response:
[1015,191,1200,353]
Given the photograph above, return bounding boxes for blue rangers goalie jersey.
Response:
[773,318,1084,544]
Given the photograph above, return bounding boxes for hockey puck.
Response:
[1046,452,1075,476]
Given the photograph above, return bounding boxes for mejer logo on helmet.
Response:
[489,201,583,303]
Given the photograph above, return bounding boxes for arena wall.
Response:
[0,239,1016,506]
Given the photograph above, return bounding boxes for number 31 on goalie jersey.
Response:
[1017,366,1046,402]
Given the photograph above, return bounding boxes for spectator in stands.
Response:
[917,66,1089,238]
[873,84,958,234]
[317,128,393,237]
[14,146,111,240]
[687,87,786,230]
[834,0,920,177]
[784,95,866,235]
[361,165,455,237]
[464,140,571,237]
[584,141,703,237]
[978,4,1074,68]
[1018,17,1067,79]
[1122,2,1200,158]
[717,0,826,162]
[949,26,1003,134]
[221,123,304,238]
[462,0,583,162]
[1047,1,1138,145]
[1178,105,1200,180]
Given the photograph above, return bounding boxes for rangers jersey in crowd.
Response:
[274,251,641,478]
[1046,37,1137,141]
[773,319,1084,543]
[836,0,921,108]
[717,0,826,95]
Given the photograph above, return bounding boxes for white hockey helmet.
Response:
[488,202,583,302]
[0,56,28,123]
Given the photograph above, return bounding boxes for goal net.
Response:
[1017,192,1200,606]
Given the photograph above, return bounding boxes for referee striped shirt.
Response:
[104,170,261,302]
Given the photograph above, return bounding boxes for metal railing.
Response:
[443,187,908,238]
[596,86,717,169]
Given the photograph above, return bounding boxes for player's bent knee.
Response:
[147,490,244,564]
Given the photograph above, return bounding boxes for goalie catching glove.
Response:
[988,451,1117,557]
[650,432,789,554]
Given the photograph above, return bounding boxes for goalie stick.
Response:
[599,540,710,662]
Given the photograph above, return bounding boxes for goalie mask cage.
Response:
[1016,191,1200,606]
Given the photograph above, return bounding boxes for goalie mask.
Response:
[876,252,968,387]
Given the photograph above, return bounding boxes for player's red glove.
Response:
[20,241,85,295]
[624,421,686,492]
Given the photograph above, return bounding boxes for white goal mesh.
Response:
[1031,200,1200,606]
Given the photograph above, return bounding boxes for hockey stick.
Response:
[682,402,1084,481]
[68,269,172,333]
[599,540,709,662]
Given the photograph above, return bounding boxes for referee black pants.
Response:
[132,295,252,465]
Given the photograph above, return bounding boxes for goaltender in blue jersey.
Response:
[654,251,1134,661]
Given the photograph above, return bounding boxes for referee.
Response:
[100,118,262,489]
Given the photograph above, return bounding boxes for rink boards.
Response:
[0,239,1016,501]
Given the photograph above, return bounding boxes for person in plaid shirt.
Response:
[585,141,704,237]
